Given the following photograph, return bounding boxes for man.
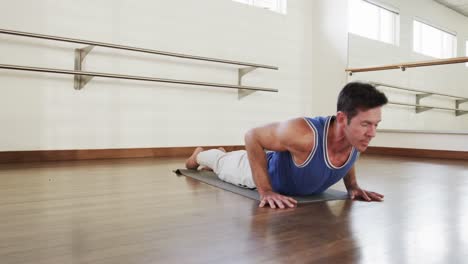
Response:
[185,82,388,209]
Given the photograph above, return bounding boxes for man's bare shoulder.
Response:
[279,117,316,153]
[281,117,315,134]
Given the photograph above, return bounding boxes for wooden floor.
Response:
[0,154,467,264]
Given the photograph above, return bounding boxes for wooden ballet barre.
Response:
[0,64,278,92]
[346,56,468,75]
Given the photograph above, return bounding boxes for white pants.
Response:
[196,149,256,189]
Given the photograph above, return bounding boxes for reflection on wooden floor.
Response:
[0,154,467,264]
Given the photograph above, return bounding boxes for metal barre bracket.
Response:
[371,82,468,117]
[455,99,468,116]
[238,67,257,99]
[74,45,95,90]
[415,93,433,113]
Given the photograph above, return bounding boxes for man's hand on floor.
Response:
[259,191,297,209]
[347,186,384,202]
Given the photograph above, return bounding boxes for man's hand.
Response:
[347,186,384,202]
[259,191,298,209]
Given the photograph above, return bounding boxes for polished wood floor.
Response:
[0,154,467,264]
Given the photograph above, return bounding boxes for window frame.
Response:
[412,18,457,59]
[348,0,400,46]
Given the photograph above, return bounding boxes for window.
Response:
[348,0,400,45]
[232,0,287,14]
[413,20,457,59]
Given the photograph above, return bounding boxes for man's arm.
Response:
[343,165,358,190]
[244,118,311,208]
[343,165,384,202]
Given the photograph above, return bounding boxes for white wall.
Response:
[372,131,468,151]
[348,0,468,151]
[308,0,349,116]
[0,0,323,151]
[0,0,464,152]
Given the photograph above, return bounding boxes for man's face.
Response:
[343,107,382,152]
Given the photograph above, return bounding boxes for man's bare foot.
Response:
[185,147,204,170]
[218,147,226,153]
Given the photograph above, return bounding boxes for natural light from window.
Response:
[232,0,287,14]
[413,20,457,59]
[348,0,400,45]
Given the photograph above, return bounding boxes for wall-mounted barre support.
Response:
[345,56,468,75]
[238,67,257,99]
[388,101,468,116]
[0,64,278,93]
[370,82,468,117]
[415,93,433,113]
[370,81,465,99]
[456,99,468,116]
[0,28,278,95]
[74,45,94,90]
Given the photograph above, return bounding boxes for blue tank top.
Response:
[266,116,359,196]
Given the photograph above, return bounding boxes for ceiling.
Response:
[435,0,468,17]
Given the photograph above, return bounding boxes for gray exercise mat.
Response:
[174,169,349,203]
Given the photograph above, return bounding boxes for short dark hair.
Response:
[337,82,388,123]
